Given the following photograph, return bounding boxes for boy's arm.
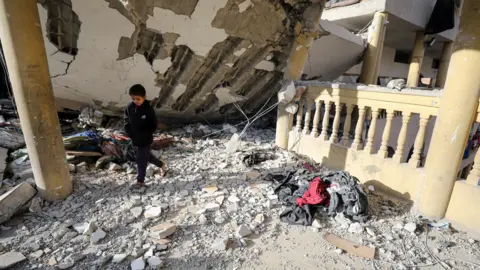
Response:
[124,107,133,137]
[148,106,158,134]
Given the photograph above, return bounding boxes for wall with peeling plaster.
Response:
[37,0,365,122]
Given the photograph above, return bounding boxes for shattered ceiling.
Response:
[37,0,320,123]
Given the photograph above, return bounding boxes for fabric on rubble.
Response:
[318,171,369,222]
[425,0,455,35]
[295,177,330,207]
[270,170,369,226]
[63,130,100,151]
[242,151,276,167]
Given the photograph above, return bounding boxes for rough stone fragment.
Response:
[72,222,88,234]
[245,170,261,180]
[205,203,220,211]
[68,163,76,172]
[90,229,106,244]
[48,256,57,266]
[348,223,364,234]
[130,207,143,218]
[131,257,145,270]
[144,207,162,218]
[83,222,97,236]
[29,250,44,260]
[366,227,376,237]
[156,244,168,251]
[0,182,37,224]
[28,196,43,213]
[254,214,265,224]
[58,260,75,269]
[112,254,127,263]
[202,185,218,194]
[147,256,163,268]
[212,238,229,251]
[216,196,225,205]
[0,252,26,269]
[312,219,323,229]
[404,223,417,233]
[236,225,252,238]
[108,163,122,171]
[151,223,176,239]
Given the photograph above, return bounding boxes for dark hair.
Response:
[129,84,146,97]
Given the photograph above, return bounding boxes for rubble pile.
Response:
[0,126,480,269]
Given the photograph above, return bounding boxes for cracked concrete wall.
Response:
[37,0,364,122]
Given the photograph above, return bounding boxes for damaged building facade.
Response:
[29,0,364,123]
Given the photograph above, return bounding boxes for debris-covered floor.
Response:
[1,126,480,270]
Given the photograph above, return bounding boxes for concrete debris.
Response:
[112,254,127,263]
[144,206,162,218]
[151,223,176,239]
[83,222,97,235]
[48,256,57,266]
[0,182,36,224]
[312,219,323,229]
[254,214,265,224]
[58,260,75,269]
[72,222,88,234]
[205,203,220,211]
[28,250,44,260]
[0,252,26,269]
[147,256,163,268]
[213,238,229,251]
[90,229,106,244]
[28,196,43,213]
[348,222,364,234]
[130,206,143,218]
[131,257,145,270]
[108,162,122,171]
[236,225,252,238]
[404,222,417,233]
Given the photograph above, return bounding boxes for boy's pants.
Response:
[136,146,163,183]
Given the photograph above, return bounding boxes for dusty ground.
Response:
[1,127,480,270]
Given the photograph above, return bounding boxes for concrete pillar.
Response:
[276,1,326,149]
[435,42,454,88]
[359,12,388,85]
[0,0,72,200]
[418,0,480,219]
[406,31,425,87]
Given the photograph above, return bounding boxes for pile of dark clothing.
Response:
[267,170,369,226]
[242,151,276,167]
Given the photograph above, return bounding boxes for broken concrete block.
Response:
[151,223,176,239]
[404,222,417,233]
[254,214,265,224]
[90,229,106,244]
[0,251,27,269]
[112,254,127,263]
[108,162,122,171]
[68,163,76,173]
[147,256,163,268]
[0,182,36,224]
[18,168,34,180]
[83,222,97,236]
[29,250,44,260]
[130,207,143,218]
[245,170,261,180]
[236,225,252,238]
[29,196,43,213]
[131,257,145,270]
[144,206,161,219]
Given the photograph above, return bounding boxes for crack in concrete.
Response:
[51,55,76,78]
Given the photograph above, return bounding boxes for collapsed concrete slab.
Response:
[34,0,365,124]
[0,182,37,224]
[0,252,27,269]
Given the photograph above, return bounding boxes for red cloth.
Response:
[296,177,330,207]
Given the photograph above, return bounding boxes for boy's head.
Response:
[129,84,146,106]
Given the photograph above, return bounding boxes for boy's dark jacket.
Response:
[124,100,157,147]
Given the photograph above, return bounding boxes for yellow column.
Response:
[359,12,388,85]
[276,1,326,149]
[407,31,426,87]
[0,0,72,200]
[436,41,454,88]
[418,0,480,219]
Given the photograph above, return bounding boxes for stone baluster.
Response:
[378,109,395,158]
[352,106,366,150]
[330,102,342,143]
[320,101,331,140]
[393,112,411,163]
[303,99,312,135]
[341,104,354,146]
[409,114,430,168]
[466,149,480,186]
[295,99,304,132]
[312,100,322,137]
[364,107,379,154]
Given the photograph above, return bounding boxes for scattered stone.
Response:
[368,185,375,191]
[44,248,52,254]
[404,223,417,233]
[216,196,225,205]
[348,223,363,234]
[312,219,323,229]
[468,239,476,244]
[205,203,220,211]
[147,256,163,268]
[29,197,43,213]
[68,164,76,172]
[152,238,171,245]
[366,227,375,237]
[179,190,189,197]
[151,223,176,239]
[76,162,88,173]
[202,185,218,194]
[335,249,344,254]
[90,229,107,244]
[254,214,265,224]
[131,257,145,270]
[72,222,88,234]
[0,252,26,269]
[58,260,75,269]
[48,256,57,266]
[29,250,43,260]
[198,214,208,225]
[108,163,122,171]
[83,222,98,236]
[213,238,229,251]
[393,222,404,230]
[112,254,127,263]
[245,170,261,180]
[228,195,241,203]
[144,207,162,218]
[130,207,143,218]
[236,225,252,238]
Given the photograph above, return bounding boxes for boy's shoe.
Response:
[131,182,146,189]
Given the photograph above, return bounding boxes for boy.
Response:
[124,84,166,188]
